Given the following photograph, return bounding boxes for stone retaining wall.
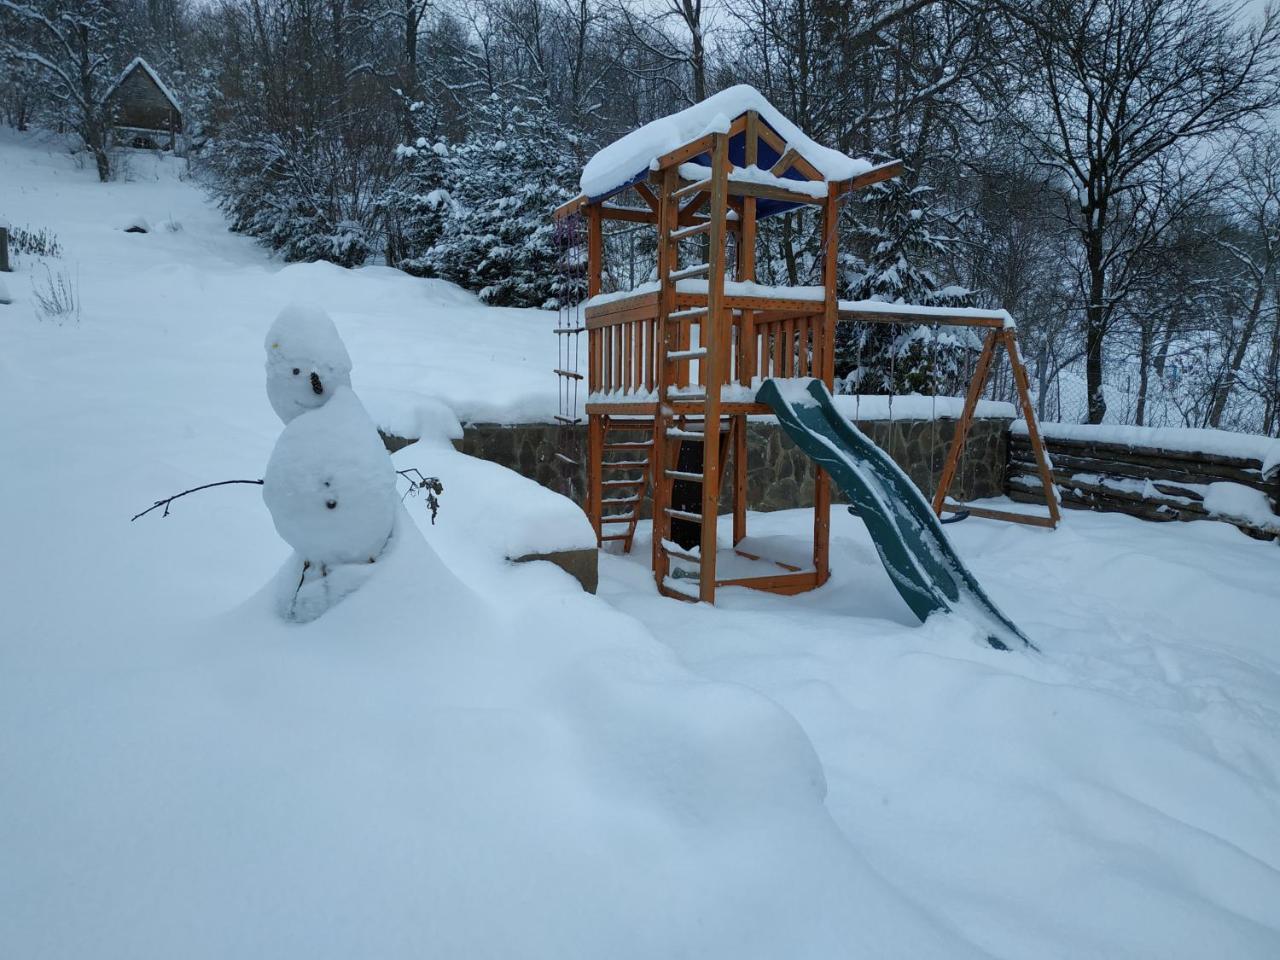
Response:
[1008,430,1280,540]
[451,417,1010,515]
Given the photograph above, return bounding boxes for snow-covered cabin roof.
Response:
[102,57,183,114]
[579,85,872,219]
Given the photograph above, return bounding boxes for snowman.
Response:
[264,302,353,423]
[260,304,399,621]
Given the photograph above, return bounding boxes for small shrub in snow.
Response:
[8,225,63,260]
[30,264,79,323]
[121,215,150,234]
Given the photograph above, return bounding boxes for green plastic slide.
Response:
[757,378,1032,650]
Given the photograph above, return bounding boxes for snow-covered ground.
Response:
[2,129,1279,958]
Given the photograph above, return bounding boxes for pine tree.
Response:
[382,97,453,276]
[421,93,584,308]
[835,177,977,396]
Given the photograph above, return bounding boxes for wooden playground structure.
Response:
[553,100,1058,605]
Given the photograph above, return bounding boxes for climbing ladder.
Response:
[650,133,732,603]
[596,416,652,551]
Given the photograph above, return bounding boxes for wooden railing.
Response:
[747,313,822,382]
[587,315,659,395]
[588,306,829,397]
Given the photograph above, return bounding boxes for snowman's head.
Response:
[263,387,397,565]
[264,303,353,423]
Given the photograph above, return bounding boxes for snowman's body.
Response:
[264,303,353,424]
[260,304,403,622]
[264,386,399,622]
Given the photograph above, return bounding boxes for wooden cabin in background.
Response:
[104,58,183,151]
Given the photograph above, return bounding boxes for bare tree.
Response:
[1009,0,1280,422]
[1,0,121,180]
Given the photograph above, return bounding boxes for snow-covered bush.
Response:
[205,130,379,268]
[7,225,63,260]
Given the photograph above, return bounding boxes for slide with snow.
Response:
[757,378,1032,651]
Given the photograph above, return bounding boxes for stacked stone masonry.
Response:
[448,417,1011,517]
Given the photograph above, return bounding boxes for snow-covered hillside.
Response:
[2,129,1279,959]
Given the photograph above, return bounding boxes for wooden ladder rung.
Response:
[662,545,702,564]
[602,513,638,523]
[667,428,707,441]
[665,470,703,482]
[670,263,710,281]
[601,534,632,542]
[602,495,640,506]
[603,441,653,449]
[669,221,711,240]
[667,346,708,360]
[553,368,583,380]
[602,459,649,469]
[664,508,703,522]
[602,478,644,488]
[668,308,708,321]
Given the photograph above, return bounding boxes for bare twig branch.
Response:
[131,479,265,522]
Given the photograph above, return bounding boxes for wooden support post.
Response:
[0,226,9,273]
[698,133,730,603]
[932,328,999,515]
[586,205,602,299]
[1001,328,1061,526]
[732,112,760,546]
[732,416,748,545]
[588,413,604,544]
[813,185,840,583]
[651,166,680,589]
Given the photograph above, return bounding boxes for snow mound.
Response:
[580,84,871,200]
[1203,481,1280,533]
[120,214,150,233]
[264,302,354,423]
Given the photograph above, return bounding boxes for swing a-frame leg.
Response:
[931,328,1059,528]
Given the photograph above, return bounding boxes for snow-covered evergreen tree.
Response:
[420,93,584,308]
[382,96,453,276]
[835,177,977,396]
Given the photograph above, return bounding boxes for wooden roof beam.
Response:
[552,193,588,220]
[832,159,904,197]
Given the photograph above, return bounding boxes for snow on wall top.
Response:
[1013,420,1280,476]
[103,57,183,113]
[580,85,871,201]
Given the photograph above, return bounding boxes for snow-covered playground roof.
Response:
[577,85,875,219]
[102,57,183,114]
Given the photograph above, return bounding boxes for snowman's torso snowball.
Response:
[263,387,397,565]
[264,303,353,423]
